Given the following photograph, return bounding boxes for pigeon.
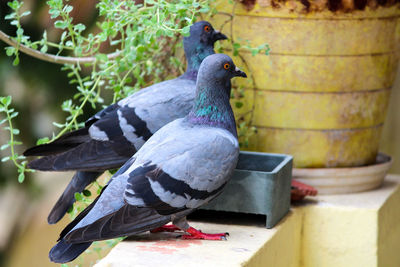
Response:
[48,54,247,263]
[23,21,227,224]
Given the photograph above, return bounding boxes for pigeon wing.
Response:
[64,119,239,243]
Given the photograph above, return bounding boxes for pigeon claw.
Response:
[180,227,229,240]
[150,224,182,233]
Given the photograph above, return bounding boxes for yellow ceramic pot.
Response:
[211,1,400,167]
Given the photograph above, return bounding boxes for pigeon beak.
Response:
[234,66,247,78]
[213,30,228,42]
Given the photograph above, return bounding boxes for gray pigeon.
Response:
[23,21,227,224]
[48,54,247,263]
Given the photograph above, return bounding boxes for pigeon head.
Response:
[197,54,247,87]
[187,54,247,137]
[183,21,227,79]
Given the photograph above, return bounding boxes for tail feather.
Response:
[48,171,102,224]
[27,140,129,171]
[49,238,92,263]
[24,128,90,157]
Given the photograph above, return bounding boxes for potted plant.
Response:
[208,0,398,193]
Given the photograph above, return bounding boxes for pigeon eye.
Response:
[224,63,230,70]
[204,25,211,32]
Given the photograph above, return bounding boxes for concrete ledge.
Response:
[95,175,400,267]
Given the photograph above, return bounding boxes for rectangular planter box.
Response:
[201,151,293,228]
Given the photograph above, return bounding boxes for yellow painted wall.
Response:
[382,67,400,174]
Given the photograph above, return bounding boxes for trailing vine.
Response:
[0,0,212,183]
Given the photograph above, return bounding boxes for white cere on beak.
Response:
[214,30,220,34]
[235,66,241,72]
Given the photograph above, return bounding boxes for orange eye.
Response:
[224,63,230,70]
[204,25,211,32]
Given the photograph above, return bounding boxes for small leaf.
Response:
[49,9,60,19]
[74,192,83,201]
[235,102,244,108]
[67,205,74,214]
[21,11,31,17]
[7,0,19,10]
[16,28,24,36]
[18,172,25,183]
[40,45,48,53]
[36,137,50,145]
[181,25,190,36]
[1,96,12,106]
[1,156,10,162]
[74,23,86,33]
[0,144,10,150]
[4,13,16,20]
[13,57,19,66]
[64,5,73,14]
[12,129,20,135]
[54,20,68,29]
[83,189,91,197]
[53,122,66,128]
[5,47,15,57]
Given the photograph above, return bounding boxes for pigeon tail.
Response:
[49,238,92,263]
[48,171,102,224]
[27,140,129,171]
[23,128,90,156]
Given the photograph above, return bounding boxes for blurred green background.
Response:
[0,1,399,267]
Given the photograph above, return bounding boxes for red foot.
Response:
[181,227,228,240]
[150,224,182,233]
[291,179,318,201]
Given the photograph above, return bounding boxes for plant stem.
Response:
[54,77,101,139]
[0,30,121,65]
[5,109,20,169]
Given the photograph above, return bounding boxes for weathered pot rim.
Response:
[293,153,392,176]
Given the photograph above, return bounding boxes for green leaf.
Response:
[66,205,74,214]
[1,156,10,162]
[21,11,31,17]
[40,45,48,53]
[36,137,50,145]
[12,129,20,135]
[65,41,73,47]
[5,47,15,57]
[181,25,190,36]
[10,111,18,119]
[1,96,12,106]
[74,23,86,33]
[53,122,66,128]
[18,172,25,183]
[49,9,60,19]
[54,20,68,29]
[83,189,91,197]
[74,192,83,201]
[4,13,16,20]
[0,144,10,150]
[235,102,244,108]
[13,57,19,66]
[7,0,19,10]
[63,5,73,14]
[16,28,24,36]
